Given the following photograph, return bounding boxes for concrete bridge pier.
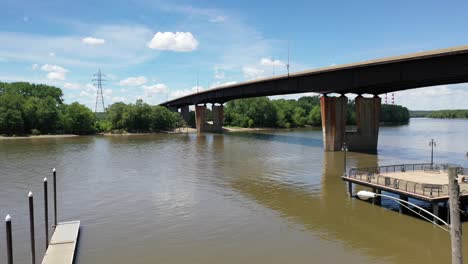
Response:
[320,95,347,151]
[347,96,381,152]
[211,104,224,133]
[195,105,207,133]
[195,104,224,133]
[180,106,190,125]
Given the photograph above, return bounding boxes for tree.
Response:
[60,102,96,134]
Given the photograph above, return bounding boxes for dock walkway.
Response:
[343,163,468,202]
[41,221,80,264]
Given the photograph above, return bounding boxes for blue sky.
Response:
[1,0,468,110]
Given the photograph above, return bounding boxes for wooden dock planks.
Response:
[41,221,80,264]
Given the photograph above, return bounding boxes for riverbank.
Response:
[0,134,79,140]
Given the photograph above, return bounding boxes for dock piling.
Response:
[29,192,36,264]
[53,168,57,227]
[5,214,13,264]
[399,195,408,214]
[432,202,440,224]
[44,177,49,250]
[448,167,463,264]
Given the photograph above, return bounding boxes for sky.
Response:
[1,0,468,110]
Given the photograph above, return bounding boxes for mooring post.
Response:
[348,182,353,197]
[373,189,382,206]
[448,167,463,264]
[432,202,439,224]
[53,168,57,227]
[43,177,49,249]
[6,214,13,264]
[399,195,408,214]
[29,192,36,264]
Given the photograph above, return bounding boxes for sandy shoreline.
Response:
[0,126,313,140]
[0,134,80,140]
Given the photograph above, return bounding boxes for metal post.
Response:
[43,177,49,249]
[348,182,352,197]
[342,142,348,176]
[432,202,439,224]
[29,192,36,264]
[429,139,436,166]
[6,214,13,264]
[448,167,463,264]
[53,168,57,227]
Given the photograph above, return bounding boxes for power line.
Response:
[92,69,106,113]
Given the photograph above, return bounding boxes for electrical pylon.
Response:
[93,69,106,113]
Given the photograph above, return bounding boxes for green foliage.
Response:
[60,103,96,134]
[104,100,182,132]
[428,110,468,119]
[380,104,410,124]
[224,96,410,128]
[0,82,94,136]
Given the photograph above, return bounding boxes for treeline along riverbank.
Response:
[224,96,410,128]
[410,110,468,119]
[1,82,410,136]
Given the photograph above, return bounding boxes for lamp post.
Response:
[341,142,348,176]
[429,139,436,165]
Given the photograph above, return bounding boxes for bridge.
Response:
[160,45,468,151]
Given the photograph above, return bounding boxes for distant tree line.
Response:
[0,82,95,135]
[224,96,410,128]
[409,110,468,119]
[99,100,183,133]
[428,110,468,119]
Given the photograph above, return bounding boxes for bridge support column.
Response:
[180,106,190,125]
[320,95,347,151]
[195,105,207,133]
[346,96,381,152]
[211,105,224,133]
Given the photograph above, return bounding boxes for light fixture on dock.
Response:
[341,142,348,176]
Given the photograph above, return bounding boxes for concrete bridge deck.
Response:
[41,221,80,264]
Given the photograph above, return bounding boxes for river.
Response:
[1,118,467,263]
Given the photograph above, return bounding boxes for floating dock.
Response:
[342,163,468,220]
[41,221,80,264]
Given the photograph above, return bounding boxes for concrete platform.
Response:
[41,221,80,264]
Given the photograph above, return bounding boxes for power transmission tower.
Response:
[93,69,106,113]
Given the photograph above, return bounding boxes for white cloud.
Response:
[394,84,468,110]
[63,82,81,90]
[49,52,55,57]
[143,84,168,97]
[147,32,199,52]
[82,37,106,45]
[31,64,38,70]
[120,88,128,93]
[119,76,147,86]
[0,24,155,68]
[40,64,68,80]
[260,58,285,67]
[169,86,204,99]
[210,16,226,23]
[242,66,264,80]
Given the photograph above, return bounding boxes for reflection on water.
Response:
[0,118,467,263]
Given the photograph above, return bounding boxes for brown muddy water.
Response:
[1,118,468,264]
